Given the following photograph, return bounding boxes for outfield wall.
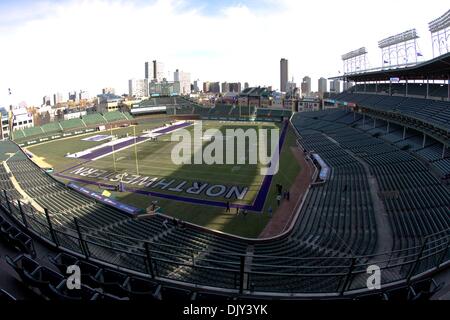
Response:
[17,128,97,147]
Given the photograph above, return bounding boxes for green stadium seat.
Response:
[60,118,85,130]
[103,111,127,122]
[41,122,61,133]
[82,113,107,126]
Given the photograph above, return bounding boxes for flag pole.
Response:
[133,125,140,176]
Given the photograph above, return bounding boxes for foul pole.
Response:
[133,126,140,176]
[110,125,117,172]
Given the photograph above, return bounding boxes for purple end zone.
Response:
[83,135,111,142]
[79,136,148,160]
[77,122,192,161]
[152,121,192,134]
[56,121,289,213]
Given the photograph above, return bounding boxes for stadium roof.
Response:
[330,52,450,82]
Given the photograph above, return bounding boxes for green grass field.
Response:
[27,120,301,237]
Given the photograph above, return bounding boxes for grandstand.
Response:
[328,51,450,182]
[131,95,291,121]
[11,111,134,146]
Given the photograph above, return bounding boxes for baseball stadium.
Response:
[1,12,450,303]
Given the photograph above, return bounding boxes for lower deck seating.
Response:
[291,110,450,258]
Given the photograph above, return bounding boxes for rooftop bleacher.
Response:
[11,112,134,143]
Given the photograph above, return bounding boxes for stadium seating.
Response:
[103,111,128,122]
[334,92,450,130]
[22,126,44,137]
[208,104,234,117]
[59,118,85,130]
[256,108,292,119]
[229,105,256,117]
[11,129,26,140]
[350,83,448,99]
[291,110,450,257]
[9,111,135,146]
[82,113,107,126]
[41,122,61,133]
[0,105,448,297]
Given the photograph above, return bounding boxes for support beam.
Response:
[239,255,245,294]
[422,133,426,148]
[403,126,406,140]
[387,121,390,134]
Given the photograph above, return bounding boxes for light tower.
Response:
[341,47,369,92]
[341,47,369,75]
[378,29,421,69]
[429,9,450,57]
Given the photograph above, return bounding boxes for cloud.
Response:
[0,0,448,106]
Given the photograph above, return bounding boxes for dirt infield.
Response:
[258,146,314,238]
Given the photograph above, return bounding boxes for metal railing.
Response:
[0,187,448,297]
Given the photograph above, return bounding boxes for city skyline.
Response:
[0,0,448,106]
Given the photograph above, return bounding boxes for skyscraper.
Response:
[145,61,153,80]
[287,81,297,96]
[301,76,312,96]
[153,60,165,82]
[174,69,191,95]
[318,77,327,98]
[68,91,78,102]
[203,82,220,93]
[129,79,147,98]
[330,79,341,94]
[42,96,51,106]
[209,82,220,94]
[53,92,64,106]
[229,82,241,93]
[280,58,288,92]
[221,82,229,93]
[193,80,201,93]
[203,82,210,93]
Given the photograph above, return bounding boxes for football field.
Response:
[27,120,301,237]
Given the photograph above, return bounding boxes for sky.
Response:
[0,0,448,106]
